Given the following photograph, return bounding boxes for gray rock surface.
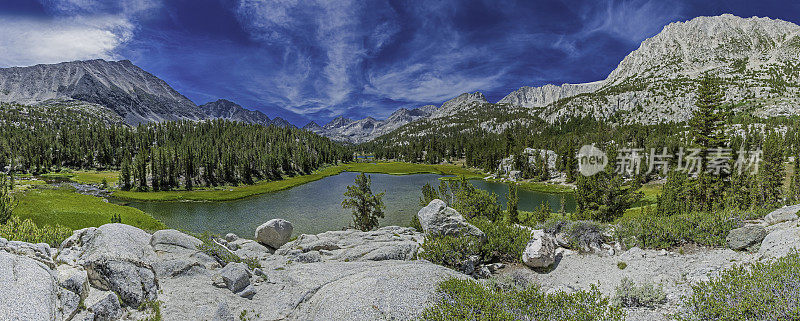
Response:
[416,199,485,239]
[521,230,557,268]
[219,262,251,293]
[150,229,202,253]
[277,226,422,262]
[255,219,294,249]
[0,251,76,320]
[759,225,800,259]
[726,225,767,250]
[89,293,123,321]
[58,224,158,307]
[158,259,467,321]
[764,205,800,225]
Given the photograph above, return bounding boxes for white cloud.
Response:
[39,0,161,16]
[0,15,133,67]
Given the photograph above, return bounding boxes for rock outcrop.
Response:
[759,225,800,259]
[276,226,423,262]
[58,224,159,307]
[255,219,294,249]
[0,222,470,320]
[416,199,486,240]
[726,225,767,251]
[522,230,557,268]
[764,205,800,225]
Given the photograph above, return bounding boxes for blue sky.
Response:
[1,0,799,125]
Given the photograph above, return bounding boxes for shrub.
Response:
[615,210,740,249]
[541,219,607,252]
[419,234,482,271]
[676,252,800,321]
[612,277,666,309]
[0,216,72,247]
[473,218,531,263]
[421,278,625,321]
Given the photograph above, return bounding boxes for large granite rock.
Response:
[759,225,800,259]
[157,259,468,321]
[416,199,485,239]
[88,293,123,321]
[276,226,423,262]
[764,205,800,225]
[58,224,158,307]
[293,261,468,320]
[255,219,294,249]
[522,230,556,268]
[151,229,202,253]
[0,251,78,320]
[726,225,767,251]
[218,262,251,294]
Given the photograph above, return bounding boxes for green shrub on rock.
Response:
[421,278,625,321]
[676,252,800,321]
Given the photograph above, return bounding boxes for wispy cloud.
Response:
[0,15,133,67]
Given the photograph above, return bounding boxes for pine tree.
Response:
[342,173,386,231]
[0,174,13,224]
[759,132,784,207]
[119,155,132,191]
[789,155,800,203]
[507,183,519,224]
[688,74,726,211]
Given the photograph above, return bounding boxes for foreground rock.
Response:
[522,230,557,268]
[255,219,294,249]
[58,224,159,307]
[764,205,800,225]
[1,222,468,321]
[759,225,800,259]
[416,199,485,240]
[726,225,767,251]
[277,226,422,262]
[0,251,79,320]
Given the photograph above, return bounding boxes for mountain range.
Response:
[0,60,293,128]
[0,14,798,143]
[314,14,800,143]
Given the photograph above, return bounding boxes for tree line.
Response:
[0,103,350,190]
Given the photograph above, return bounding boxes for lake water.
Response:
[125,172,575,237]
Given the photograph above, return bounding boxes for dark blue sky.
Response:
[1,0,799,125]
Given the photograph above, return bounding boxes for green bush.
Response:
[421,278,625,321]
[615,210,741,249]
[612,277,666,309]
[473,218,531,263]
[539,219,607,252]
[419,234,482,270]
[676,252,800,321]
[0,216,73,247]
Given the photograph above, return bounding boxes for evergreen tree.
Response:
[507,183,519,224]
[759,132,784,207]
[119,155,131,191]
[342,173,386,231]
[789,155,800,203]
[688,74,725,211]
[0,174,13,224]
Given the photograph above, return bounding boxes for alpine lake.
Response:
[122,172,575,237]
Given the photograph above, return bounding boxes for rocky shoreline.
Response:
[2,202,799,320]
